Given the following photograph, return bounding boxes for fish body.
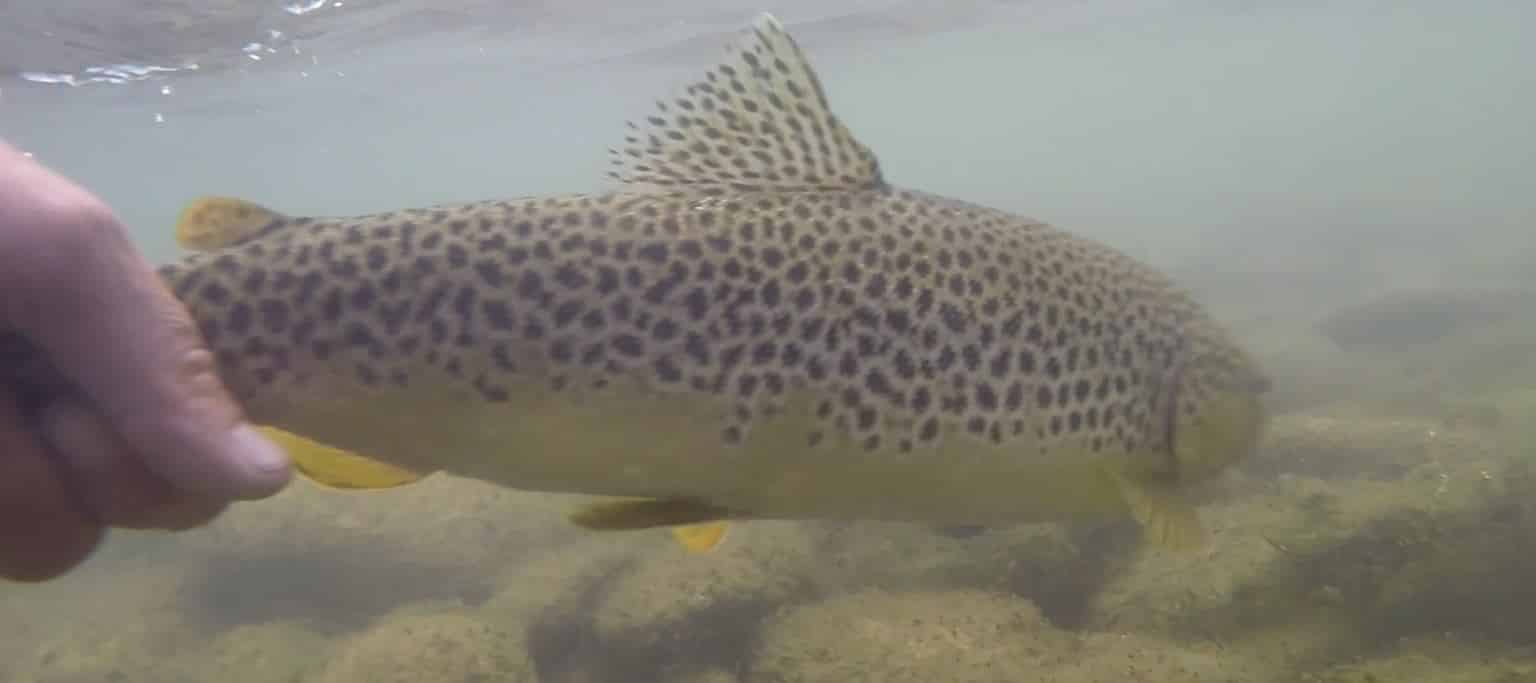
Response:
[16,14,1271,550]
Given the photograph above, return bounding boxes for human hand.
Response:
[0,140,291,582]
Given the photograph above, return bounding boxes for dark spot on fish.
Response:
[553,300,582,328]
[491,343,516,371]
[918,416,940,442]
[350,283,376,311]
[258,300,290,334]
[453,287,478,324]
[475,377,510,402]
[637,242,670,265]
[243,268,268,292]
[356,363,379,386]
[483,300,515,331]
[227,303,252,335]
[366,245,389,271]
[200,283,230,305]
[683,332,710,365]
[475,261,505,287]
[517,271,544,300]
[612,334,644,358]
[654,355,683,383]
[555,264,590,290]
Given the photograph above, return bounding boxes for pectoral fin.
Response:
[1107,469,1206,552]
[257,427,425,490]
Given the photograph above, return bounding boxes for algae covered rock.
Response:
[522,522,821,683]
[595,521,821,639]
[5,562,198,683]
[318,609,535,683]
[1043,631,1264,682]
[1302,636,1536,683]
[804,519,1139,631]
[748,587,1262,682]
[11,621,171,683]
[479,528,777,683]
[1085,425,1528,674]
[749,588,1054,683]
[481,529,652,621]
[169,619,334,682]
[163,476,588,631]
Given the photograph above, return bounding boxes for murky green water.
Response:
[3,2,1535,681]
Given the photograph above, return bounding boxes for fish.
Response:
[2,13,1269,555]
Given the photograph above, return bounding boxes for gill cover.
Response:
[1169,351,1271,483]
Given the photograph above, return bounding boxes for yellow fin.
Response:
[607,12,884,194]
[257,426,425,490]
[1108,469,1207,552]
[671,522,730,553]
[569,498,732,531]
[176,196,287,251]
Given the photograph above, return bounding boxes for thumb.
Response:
[67,236,293,500]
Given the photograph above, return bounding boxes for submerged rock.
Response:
[594,522,821,639]
[4,562,196,683]
[513,522,820,683]
[1315,288,1528,352]
[318,609,535,683]
[1302,636,1536,682]
[748,588,1262,682]
[1085,424,1528,674]
[161,475,586,632]
[748,588,1057,682]
[171,619,334,682]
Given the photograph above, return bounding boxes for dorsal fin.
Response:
[608,12,885,194]
[176,196,289,251]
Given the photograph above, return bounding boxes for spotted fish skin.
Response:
[9,15,1270,537]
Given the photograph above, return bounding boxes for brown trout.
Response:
[5,13,1269,553]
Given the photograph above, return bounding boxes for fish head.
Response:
[1167,332,1271,483]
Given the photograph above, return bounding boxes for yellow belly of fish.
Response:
[249,372,1138,527]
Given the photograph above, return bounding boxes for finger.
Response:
[38,399,229,531]
[0,151,291,500]
[0,394,104,582]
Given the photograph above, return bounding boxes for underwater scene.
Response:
[3,1,1536,681]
